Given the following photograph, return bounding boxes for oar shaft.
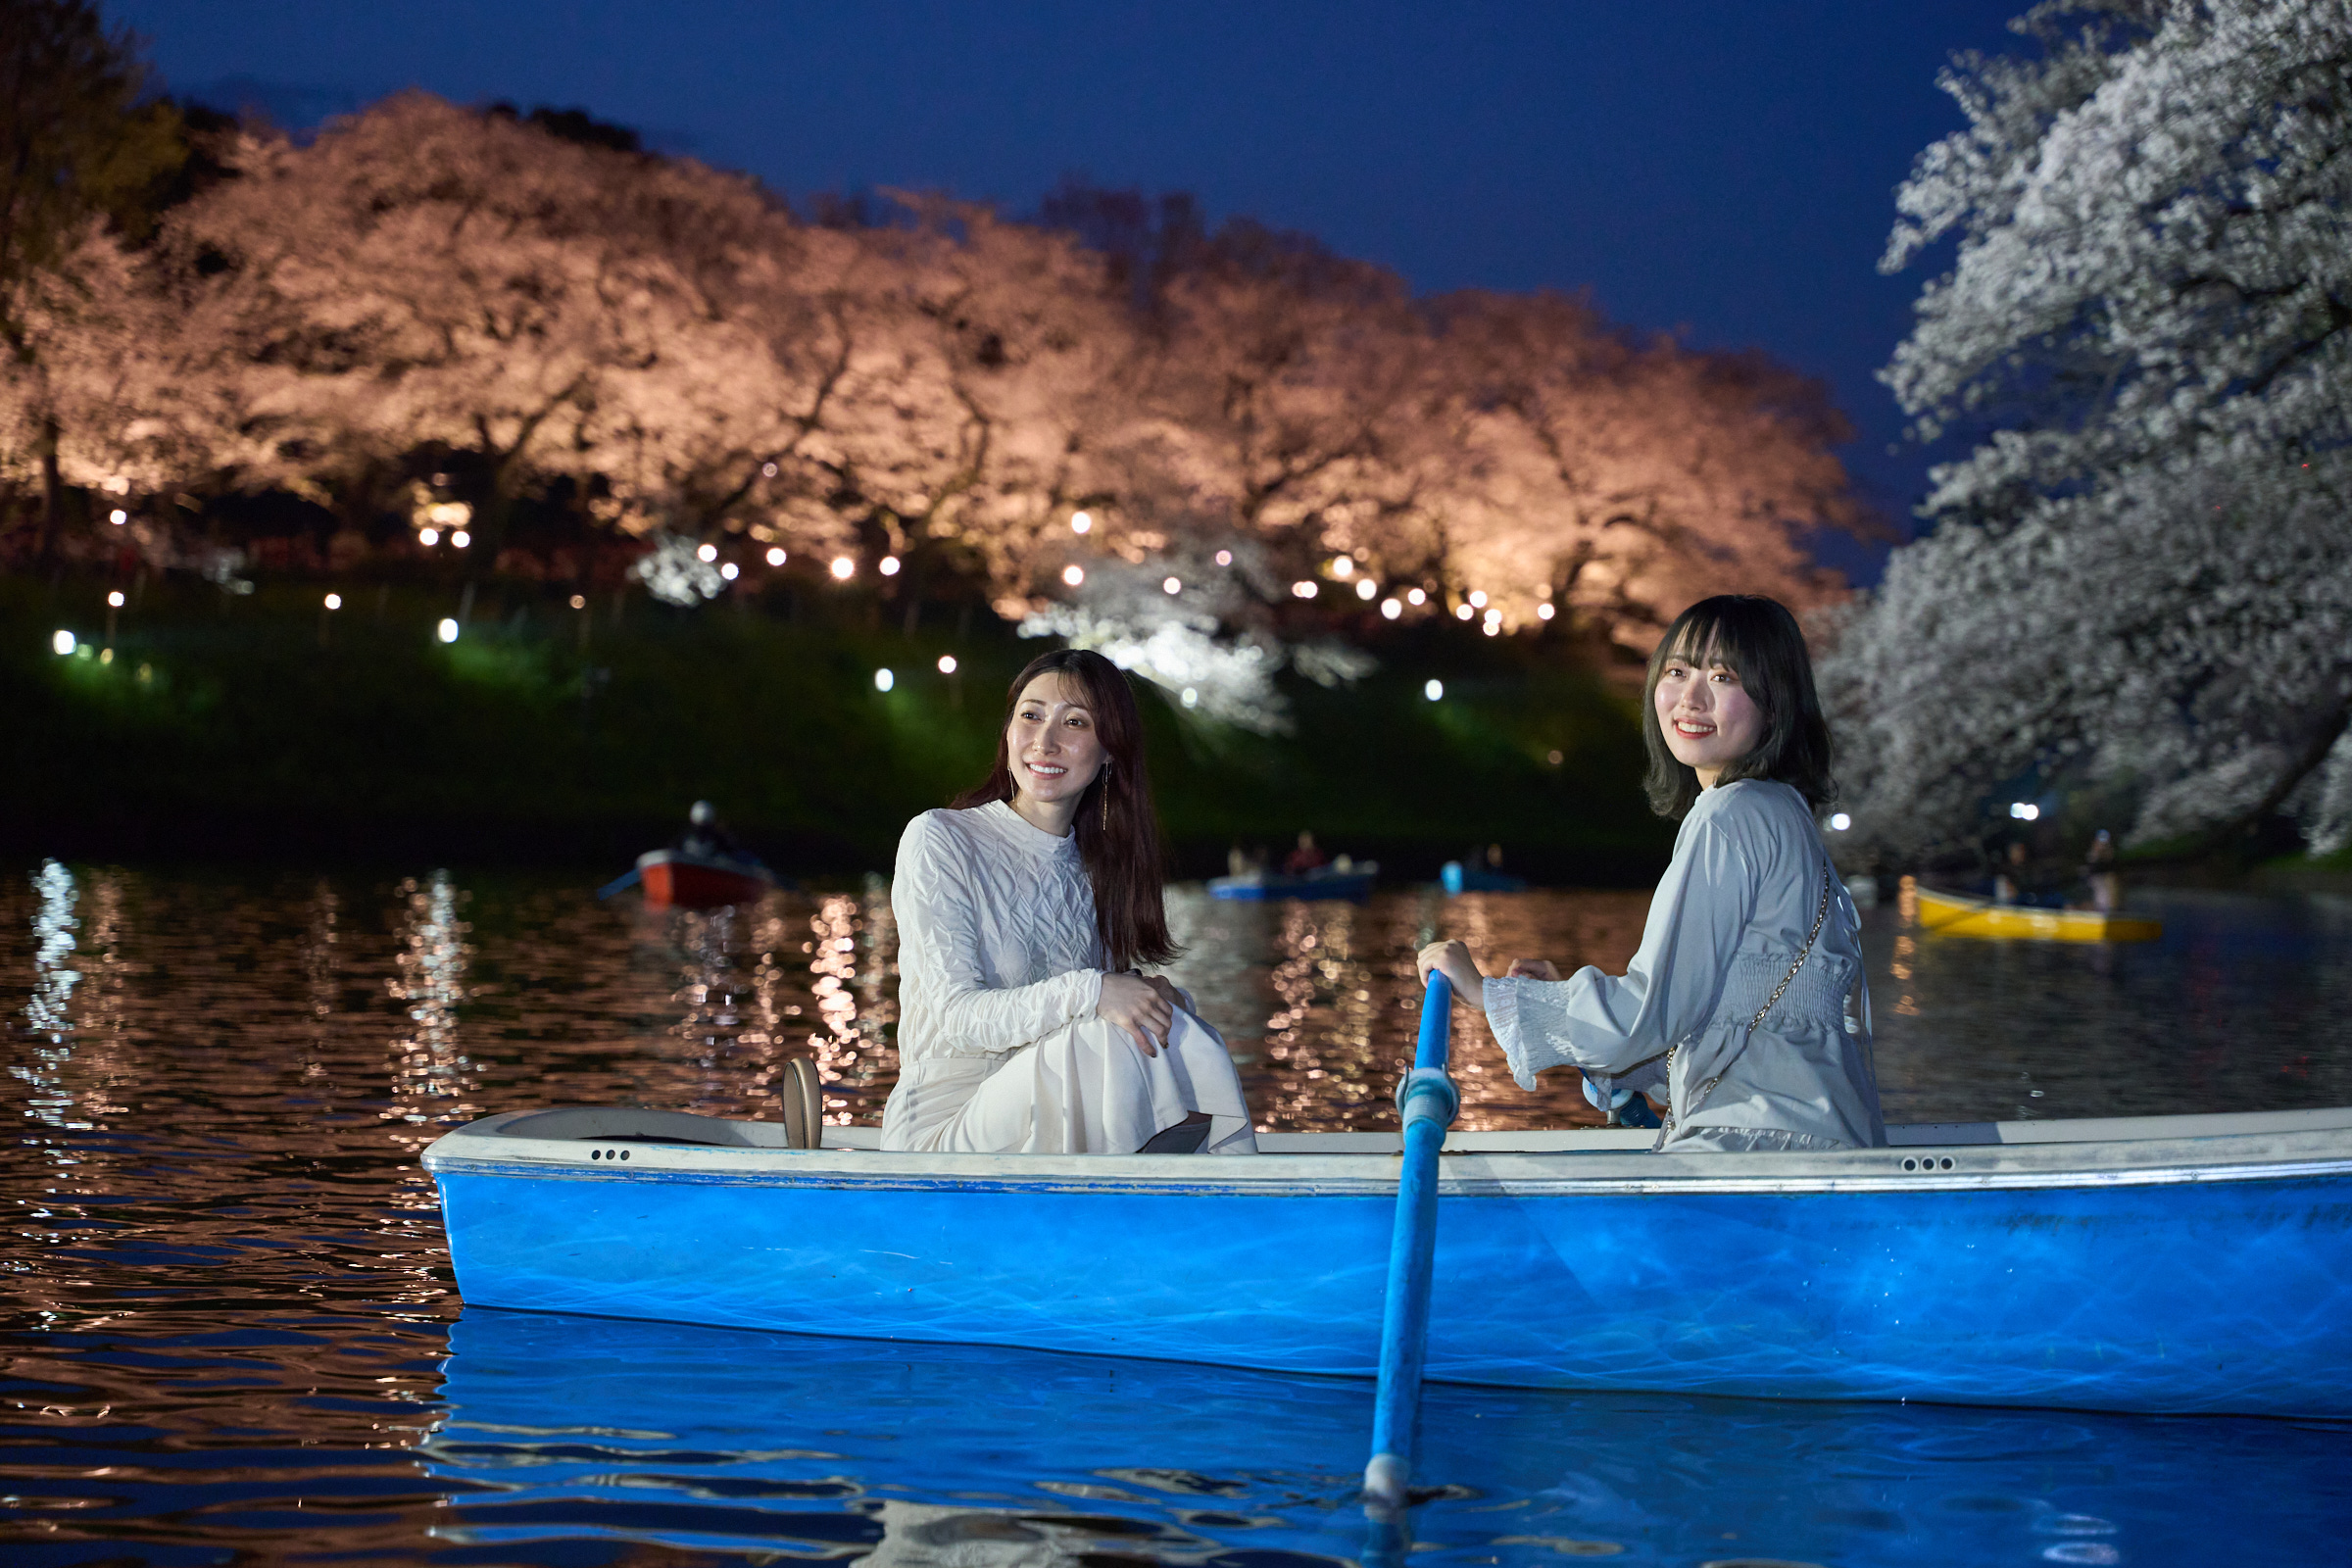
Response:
[1363,972,1458,1512]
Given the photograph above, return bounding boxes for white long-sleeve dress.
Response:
[878,801,1256,1154]
[1481,779,1886,1152]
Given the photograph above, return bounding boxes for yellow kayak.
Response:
[1911,884,2162,944]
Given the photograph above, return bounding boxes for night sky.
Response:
[111,0,2031,582]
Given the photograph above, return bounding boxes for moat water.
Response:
[7,862,2350,1565]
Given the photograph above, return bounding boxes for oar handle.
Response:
[1363,971,1458,1514]
[594,867,643,901]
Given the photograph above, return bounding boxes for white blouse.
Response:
[1481,779,1886,1150]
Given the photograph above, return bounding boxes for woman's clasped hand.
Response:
[1097,972,1184,1056]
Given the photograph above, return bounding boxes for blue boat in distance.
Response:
[1206,862,1378,901]
[1440,860,1530,894]
[422,1103,2352,1419]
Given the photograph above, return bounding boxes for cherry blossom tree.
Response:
[163,93,769,561]
[1827,0,2352,862]
[1428,291,1858,645]
[0,0,183,557]
[10,94,1868,660]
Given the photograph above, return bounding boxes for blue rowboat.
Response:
[1207,864,1379,901]
[421,1103,2352,1418]
[1440,861,1530,894]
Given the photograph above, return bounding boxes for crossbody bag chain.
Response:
[1659,864,1835,1137]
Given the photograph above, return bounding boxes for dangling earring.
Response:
[1100,759,1111,831]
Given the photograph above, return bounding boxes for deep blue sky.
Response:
[112,0,2029,582]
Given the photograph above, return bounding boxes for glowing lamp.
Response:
[879,555,902,576]
[2009,802,2040,821]
[1331,557,1353,578]
[1291,580,1317,599]
[1830,812,1853,831]
[874,667,895,692]
[1483,620,1501,636]
[1547,750,1564,765]
[436,618,460,644]
[109,509,127,525]
[1537,603,1556,621]
[761,461,779,477]
[1423,679,1444,702]
[1162,576,1182,595]
[1214,550,1233,566]
[1468,590,1488,608]
[830,557,855,580]
[1062,564,1085,587]
[1071,511,1093,534]
[937,655,957,674]
[1180,687,1199,709]
[1355,579,1377,600]
[720,562,739,580]
[765,547,786,566]
[1406,588,1427,606]
[419,528,440,547]
[451,530,470,549]
[108,591,125,608]
[569,594,587,610]
[697,543,718,563]
[1454,604,1474,621]
[322,593,340,611]
[1380,598,1402,619]
[52,630,75,657]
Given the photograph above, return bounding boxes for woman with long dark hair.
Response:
[879,649,1256,1154]
[1418,595,1885,1152]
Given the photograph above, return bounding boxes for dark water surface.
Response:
[7,862,2351,1565]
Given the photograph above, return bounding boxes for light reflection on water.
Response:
[5,861,2351,1565]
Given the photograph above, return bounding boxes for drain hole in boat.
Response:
[1902,1157,1918,1171]
[1939,1156,1955,1170]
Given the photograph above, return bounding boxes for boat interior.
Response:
[481,1102,2352,1154]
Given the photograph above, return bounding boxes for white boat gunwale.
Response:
[420,1104,2352,1200]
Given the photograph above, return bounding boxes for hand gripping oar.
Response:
[1362,970,1460,1516]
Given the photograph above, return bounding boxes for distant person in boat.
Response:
[674,801,748,861]
[1282,830,1329,877]
[880,649,1256,1155]
[1991,840,2032,906]
[1417,594,1886,1152]
[2083,829,2120,913]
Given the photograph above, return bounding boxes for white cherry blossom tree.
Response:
[1828,0,2352,862]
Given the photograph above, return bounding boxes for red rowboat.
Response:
[634,850,777,909]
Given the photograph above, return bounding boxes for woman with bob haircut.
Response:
[1418,594,1885,1152]
[881,648,1256,1154]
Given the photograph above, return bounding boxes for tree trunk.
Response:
[35,414,62,565]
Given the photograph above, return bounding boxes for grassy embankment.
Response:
[5,574,1673,883]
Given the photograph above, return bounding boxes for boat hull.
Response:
[1915,886,2160,943]
[635,850,775,908]
[425,1109,2352,1416]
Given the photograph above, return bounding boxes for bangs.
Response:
[1650,603,1776,700]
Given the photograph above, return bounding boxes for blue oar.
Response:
[593,867,642,901]
[1362,970,1459,1515]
